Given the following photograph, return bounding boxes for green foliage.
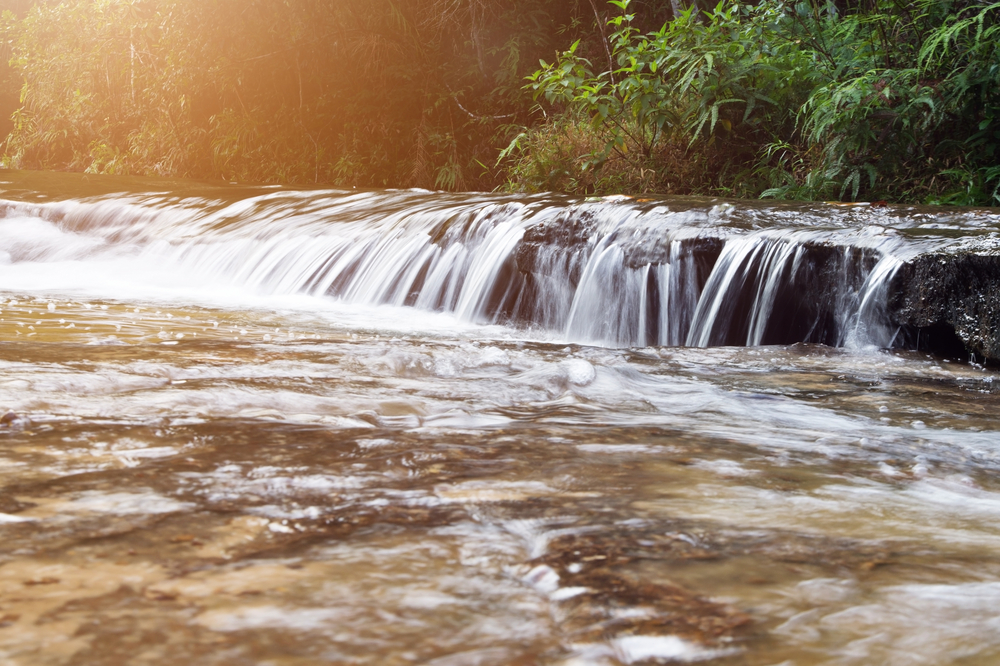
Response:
[516,0,823,196]
[5,0,999,203]
[506,0,1000,205]
[4,0,210,175]
[499,108,717,195]
[796,1,1000,203]
[1,0,587,189]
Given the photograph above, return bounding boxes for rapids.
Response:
[0,170,998,665]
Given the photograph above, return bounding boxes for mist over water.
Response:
[0,172,999,665]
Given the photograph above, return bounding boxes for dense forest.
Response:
[1,0,998,204]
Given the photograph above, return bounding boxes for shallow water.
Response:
[0,173,999,665]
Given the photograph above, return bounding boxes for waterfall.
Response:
[0,186,970,352]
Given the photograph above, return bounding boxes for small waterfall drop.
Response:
[841,254,906,350]
[2,184,994,355]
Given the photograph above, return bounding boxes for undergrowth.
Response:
[501,0,1000,205]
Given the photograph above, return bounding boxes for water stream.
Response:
[0,171,999,665]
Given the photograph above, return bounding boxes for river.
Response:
[0,170,998,665]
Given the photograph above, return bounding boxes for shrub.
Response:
[505,0,1000,205]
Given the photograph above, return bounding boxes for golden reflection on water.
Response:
[1,298,999,664]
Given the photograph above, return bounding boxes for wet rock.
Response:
[620,234,724,270]
[888,250,1000,361]
[520,208,598,249]
[513,210,1000,360]
[0,411,29,430]
[0,496,36,514]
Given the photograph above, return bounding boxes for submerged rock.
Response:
[0,411,30,430]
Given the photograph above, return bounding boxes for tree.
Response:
[1,0,591,189]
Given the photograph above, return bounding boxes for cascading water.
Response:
[3,172,1000,666]
[3,184,986,355]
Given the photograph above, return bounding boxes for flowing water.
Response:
[0,170,999,665]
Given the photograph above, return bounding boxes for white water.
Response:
[1,187,967,352]
[2,176,1000,666]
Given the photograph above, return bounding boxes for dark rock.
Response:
[520,208,597,249]
[888,251,1000,362]
[0,411,27,428]
[434,197,1000,361]
[0,495,36,513]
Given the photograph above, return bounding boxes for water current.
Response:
[0,171,999,665]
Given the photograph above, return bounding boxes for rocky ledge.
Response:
[889,250,1000,363]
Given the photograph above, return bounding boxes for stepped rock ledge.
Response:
[889,247,1000,362]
